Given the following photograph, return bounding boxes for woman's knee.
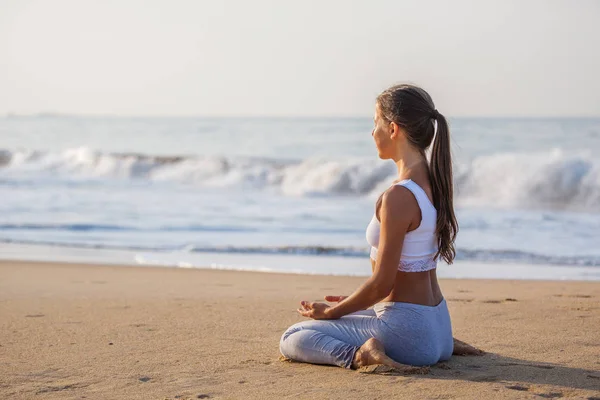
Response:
[280,321,305,342]
[279,322,306,357]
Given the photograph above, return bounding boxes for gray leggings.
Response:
[279,299,453,368]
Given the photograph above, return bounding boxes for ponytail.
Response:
[377,84,459,264]
[429,114,458,264]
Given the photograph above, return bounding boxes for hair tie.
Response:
[430,109,440,119]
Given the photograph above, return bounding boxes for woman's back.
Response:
[370,172,444,307]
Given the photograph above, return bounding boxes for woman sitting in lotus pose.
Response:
[280,84,482,372]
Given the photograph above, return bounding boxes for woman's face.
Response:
[372,103,394,159]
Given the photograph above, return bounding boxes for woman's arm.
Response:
[324,186,414,319]
[371,258,376,274]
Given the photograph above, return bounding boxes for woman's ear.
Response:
[389,121,400,139]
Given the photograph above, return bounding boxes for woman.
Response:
[279,84,481,372]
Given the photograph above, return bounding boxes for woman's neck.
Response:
[394,150,427,179]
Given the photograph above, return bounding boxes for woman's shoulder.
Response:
[380,184,421,221]
[395,177,435,207]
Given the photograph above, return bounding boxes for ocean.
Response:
[2,115,600,280]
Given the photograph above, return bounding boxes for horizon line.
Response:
[2,112,600,120]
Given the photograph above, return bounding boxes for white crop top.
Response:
[365,179,438,272]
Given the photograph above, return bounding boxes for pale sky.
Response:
[1,0,599,117]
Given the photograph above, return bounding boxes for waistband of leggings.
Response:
[373,298,447,313]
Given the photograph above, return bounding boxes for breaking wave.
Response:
[1,147,599,212]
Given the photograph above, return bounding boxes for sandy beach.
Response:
[1,260,599,399]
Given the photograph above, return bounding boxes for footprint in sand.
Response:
[447,298,474,303]
[506,384,529,391]
[35,382,86,394]
[242,359,273,365]
[472,375,499,382]
[555,294,594,299]
[536,392,563,399]
[482,298,518,304]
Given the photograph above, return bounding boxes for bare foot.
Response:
[453,338,485,356]
[352,338,429,374]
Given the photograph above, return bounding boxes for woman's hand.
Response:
[297,301,337,320]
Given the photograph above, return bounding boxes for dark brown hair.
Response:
[376,84,458,264]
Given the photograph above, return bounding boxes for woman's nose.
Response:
[371,129,375,137]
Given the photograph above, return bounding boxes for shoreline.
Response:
[1,257,599,283]
[1,259,599,399]
[2,242,600,282]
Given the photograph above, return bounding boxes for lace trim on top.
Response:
[370,247,437,272]
[398,257,437,272]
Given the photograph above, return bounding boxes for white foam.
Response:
[2,147,600,211]
[455,148,600,211]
